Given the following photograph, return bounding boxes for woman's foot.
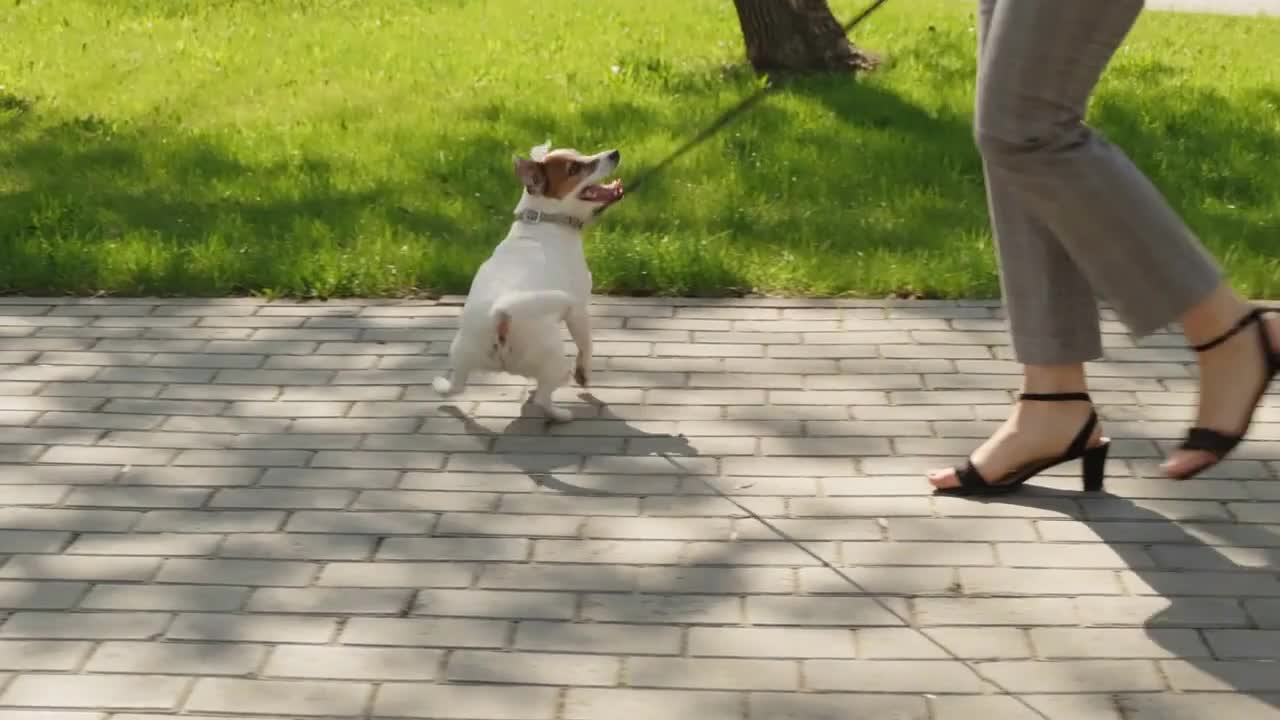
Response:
[1161,300,1280,479]
[927,367,1105,491]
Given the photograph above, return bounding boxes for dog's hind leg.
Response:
[566,305,593,387]
[432,339,473,396]
[432,366,471,396]
[530,357,574,423]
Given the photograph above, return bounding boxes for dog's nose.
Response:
[607,150,621,163]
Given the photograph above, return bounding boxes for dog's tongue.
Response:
[582,179,624,203]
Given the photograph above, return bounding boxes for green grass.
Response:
[2,0,1277,298]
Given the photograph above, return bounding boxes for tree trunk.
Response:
[732,0,878,74]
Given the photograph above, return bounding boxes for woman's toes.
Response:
[927,468,958,489]
[1160,449,1215,479]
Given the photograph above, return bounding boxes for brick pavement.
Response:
[0,295,1277,719]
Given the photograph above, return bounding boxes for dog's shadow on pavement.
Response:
[440,392,697,497]
[980,489,1280,715]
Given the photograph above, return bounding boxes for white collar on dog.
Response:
[513,209,584,230]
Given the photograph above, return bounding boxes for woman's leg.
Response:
[934,0,1278,488]
[977,0,1104,366]
[930,0,1103,490]
[973,0,1223,336]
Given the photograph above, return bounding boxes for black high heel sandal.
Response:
[1169,307,1279,480]
[933,391,1110,497]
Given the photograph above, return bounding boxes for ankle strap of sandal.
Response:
[1192,307,1265,353]
[1019,392,1092,402]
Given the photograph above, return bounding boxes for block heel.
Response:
[1081,440,1109,492]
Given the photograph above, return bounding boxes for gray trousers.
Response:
[976,0,1223,364]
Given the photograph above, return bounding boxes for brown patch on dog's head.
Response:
[514,150,596,199]
[539,150,598,199]
[513,145,624,213]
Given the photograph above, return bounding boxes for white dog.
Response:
[432,142,624,422]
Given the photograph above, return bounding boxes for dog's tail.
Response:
[490,290,574,345]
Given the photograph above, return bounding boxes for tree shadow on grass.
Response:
[0,104,466,297]
[3,36,1277,299]
[1093,87,1280,267]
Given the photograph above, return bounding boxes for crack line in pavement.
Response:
[658,453,1053,720]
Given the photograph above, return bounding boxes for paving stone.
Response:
[379,537,530,562]
[174,448,311,466]
[976,660,1166,692]
[746,597,904,626]
[0,640,90,671]
[1075,596,1250,627]
[79,584,247,611]
[1161,659,1280,692]
[0,531,71,554]
[247,587,410,614]
[413,589,574,620]
[118,466,261,486]
[1031,628,1210,659]
[959,568,1125,596]
[137,510,284,533]
[1120,570,1280,597]
[632,657,797,690]
[85,640,263,674]
[447,650,618,686]
[1117,693,1280,720]
[157,559,317,586]
[63,486,210,508]
[1,612,170,639]
[265,645,441,680]
[1204,629,1280,659]
[933,694,1124,720]
[218,533,374,560]
[564,688,742,720]
[39,446,176,466]
[691,627,853,658]
[1,674,186,710]
[0,555,159,582]
[261,468,401,488]
[185,678,370,716]
[750,692,928,720]
[888,518,1037,542]
[318,562,476,588]
[341,617,508,648]
[582,593,740,624]
[637,566,798,595]
[0,466,118,486]
[806,659,986,693]
[167,613,336,643]
[516,621,680,654]
[285,510,434,534]
[0,581,87,610]
[921,628,1033,660]
[914,598,1079,626]
[377,684,560,720]
[1246,599,1280,627]
[210,488,354,509]
[475,564,632,592]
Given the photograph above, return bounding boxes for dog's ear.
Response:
[513,157,548,195]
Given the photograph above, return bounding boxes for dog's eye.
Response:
[567,161,582,175]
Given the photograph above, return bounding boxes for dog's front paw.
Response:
[574,364,590,387]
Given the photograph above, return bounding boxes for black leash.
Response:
[622,0,893,195]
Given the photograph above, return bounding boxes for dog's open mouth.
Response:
[579,179,624,205]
